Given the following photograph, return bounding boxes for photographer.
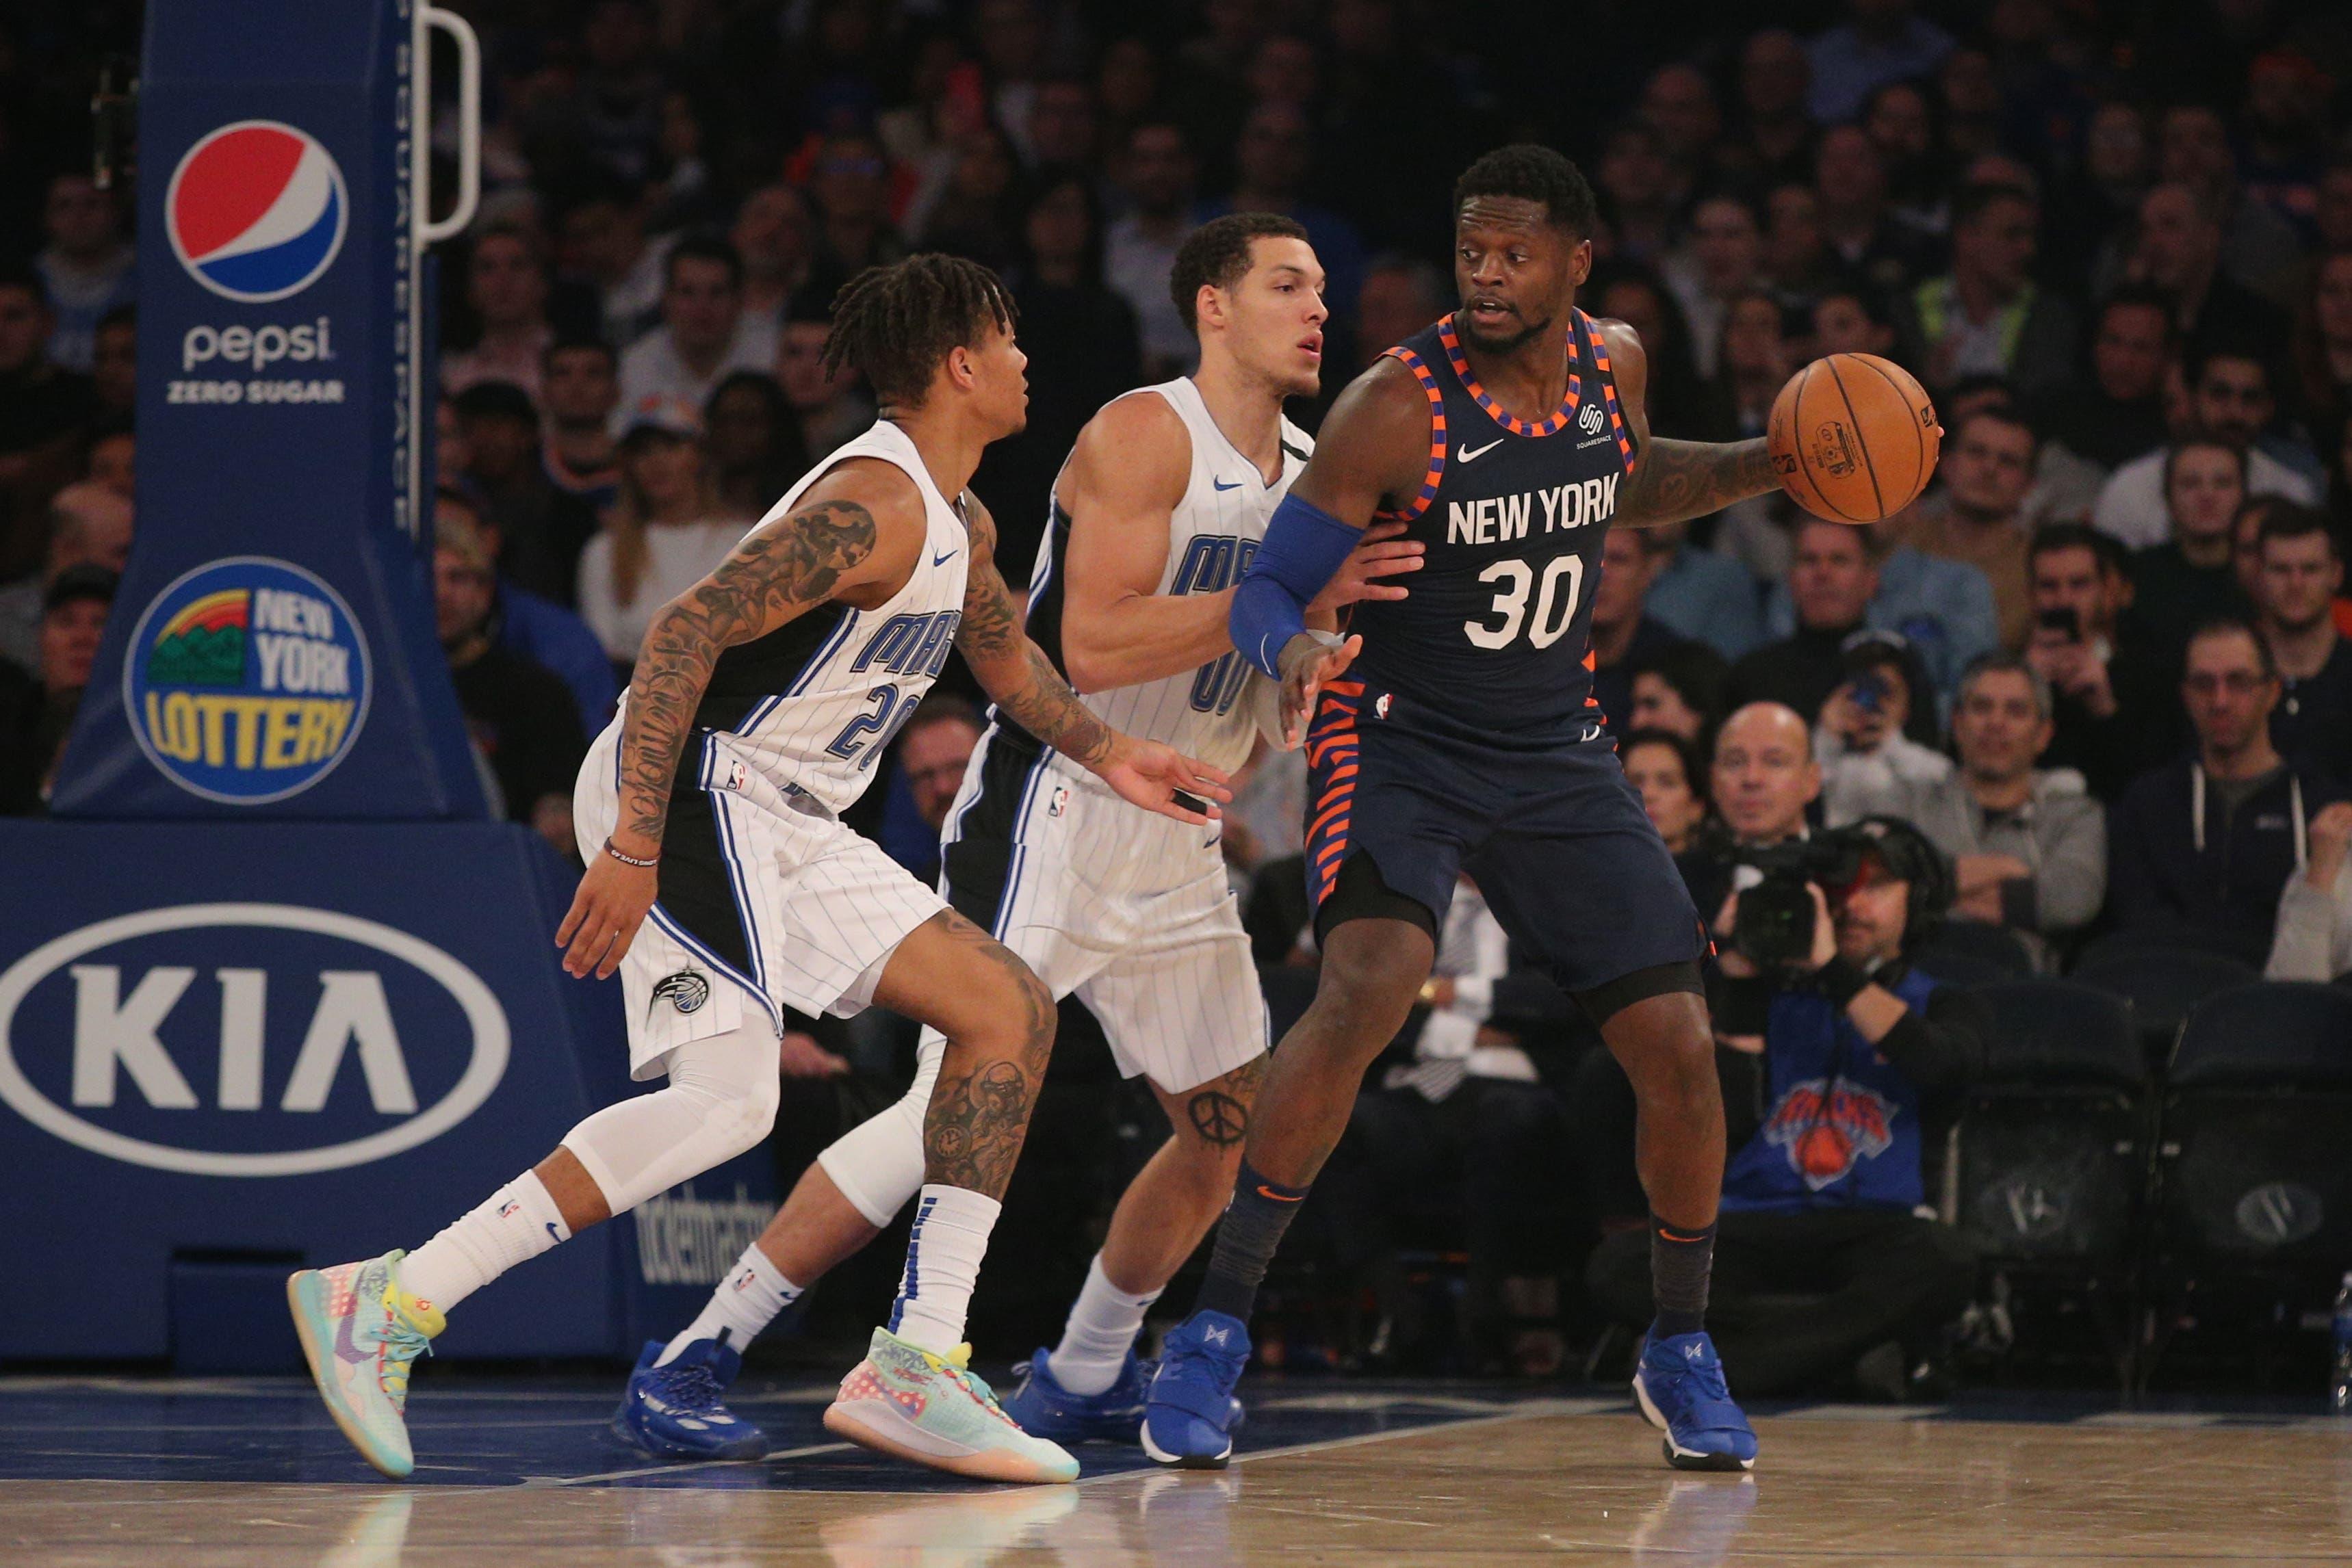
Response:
[1588,818,1987,1400]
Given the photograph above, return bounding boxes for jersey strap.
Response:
[1372,344,1448,525]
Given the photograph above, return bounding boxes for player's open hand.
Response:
[1308,519,1422,615]
[1094,735,1232,826]
[1278,629,1360,748]
[556,845,658,979]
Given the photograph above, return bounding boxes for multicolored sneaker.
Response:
[823,1327,1079,1484]
[287,1251,445,1479]
[1140,1310,1249,1469]
[1632,1329,1759,1472]
[611,1338,771,1461]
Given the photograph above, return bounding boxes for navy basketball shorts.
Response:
[1302,677,1707,995]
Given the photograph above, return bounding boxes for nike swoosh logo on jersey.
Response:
[1213,478,1243,491]
[933,549,958,566]
[1457,438,1504,462]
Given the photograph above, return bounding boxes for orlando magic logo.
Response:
[651,969,712,1015]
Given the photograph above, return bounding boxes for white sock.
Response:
[400,1172,571,1314]
[888,1184,1003,1354]
[1050,1253,1161,1396]
[657,1244,801,1366]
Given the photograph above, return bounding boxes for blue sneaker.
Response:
[611,1338,771,1461]
[1002,1346,1148,1443]
[1141,1311,1249,1469]
[1632,1329,1758,1472]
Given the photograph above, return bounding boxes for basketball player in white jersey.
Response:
[606,214,1424,1464]
[287,255,1232,1487]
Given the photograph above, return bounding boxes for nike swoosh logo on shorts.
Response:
[1456,438,1504,462]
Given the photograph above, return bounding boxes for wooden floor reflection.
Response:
[8,1404,2351,1566]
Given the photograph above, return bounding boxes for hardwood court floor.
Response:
[2,1377,2348,1565]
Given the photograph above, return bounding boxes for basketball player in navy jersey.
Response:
[1146,146,1792,1472]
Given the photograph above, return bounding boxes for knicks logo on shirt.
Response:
[1761,1078,1895,1190]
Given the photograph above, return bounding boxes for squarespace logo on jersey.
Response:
[0,905,509,1177]
[164,122,348,407]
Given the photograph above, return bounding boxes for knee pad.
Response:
[817,1031,942,1226]
[562,1020,782,1216]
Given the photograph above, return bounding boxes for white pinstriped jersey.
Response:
[698,418,970,818]
[1018,376,1311,774]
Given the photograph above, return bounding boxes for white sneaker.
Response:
[823,1326,1080,1484]
[287,1251,444,1479]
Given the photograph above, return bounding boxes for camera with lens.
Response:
[1729,831,1870,969]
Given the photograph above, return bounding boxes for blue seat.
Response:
[2073,948,2260,1061]
[1908,919,2034,988]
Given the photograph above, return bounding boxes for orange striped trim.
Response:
[1439,312,1583,437]
[1579,308,1640,471]
[1373,348,1447,524]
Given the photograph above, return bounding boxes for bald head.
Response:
[48,482,134,575]
[1711,701,1818,843]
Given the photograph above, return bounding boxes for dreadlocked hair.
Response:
[822,254,1018,408]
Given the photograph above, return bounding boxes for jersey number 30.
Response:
[1464,556,1583,650]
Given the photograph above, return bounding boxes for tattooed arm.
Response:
[556,460,922,978]
[1595,317,1782,530]
[954,489,1234,824]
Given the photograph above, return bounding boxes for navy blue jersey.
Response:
[1347,308,1637,737]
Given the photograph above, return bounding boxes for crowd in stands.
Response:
[3,0,2351,1391]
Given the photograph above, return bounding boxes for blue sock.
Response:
[1193,1164,1309,1323]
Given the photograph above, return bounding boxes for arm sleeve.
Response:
[1229,493,1362,678]
[1871,983,1988,1093]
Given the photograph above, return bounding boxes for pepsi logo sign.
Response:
[0,904,510,1177]
[166,122,349,304]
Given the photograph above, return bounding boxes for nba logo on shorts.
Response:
[166,122,349,303]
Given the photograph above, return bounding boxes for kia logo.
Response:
[0,904,508,1177]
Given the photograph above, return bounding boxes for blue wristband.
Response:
[1230,493,1361,678]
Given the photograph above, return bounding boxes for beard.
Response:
[1456,309,1553,355]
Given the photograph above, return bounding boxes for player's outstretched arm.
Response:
[1232,357,1434,742]
[953,489,1233,826]
[556,461,918,978]
[1597,319,1779,530]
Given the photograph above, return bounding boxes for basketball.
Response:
[1768,353,1943,523]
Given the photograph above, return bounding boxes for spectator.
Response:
[0,266,99,582]
[2107,618,2344,963]
[2095,349,2318,551]
[1810,285,1897,359]
[1640,62,1725,192]
[1704,289,1794,446]
[1596,120,1679,268]
[1899,182,2077,400]
[435,488,590,853]
[907,124,1024,272]
[541,338,623,511]
[1765,181,1842,308]
[0,563,114,815]
[1590,815,1985,1400]
[1591,266,1714,440]
[1105,122,1201,379]
[1891,405,2037,650]
[2025,523,2175,802]
[82,423,133,505]
[2128,436,2253,664]
[451,380,602,609]
[1807,0,1954,125]
[1589,528,1686,735]
[776,296,876,461]
[569,0,667,189]
[434,488,617,739]
[577,397,745,667]
[1865,79,1943,235]
[704,370,809,520]
[442,224,556,400]
[804,131,906,304]
[0,480,130,675]
[976,0,1048,165]
[1665,192,1766,381]
[1901,653,2107,955]
[617,236,773,419]
[34,174,133,375]
[1644,520,1766,660]
[2295,249,2352,439]
[555,177,670,349]
[2035,286,2173,476]
[1025,75,1099,174]
[1204,103,1366,340]
[88,304,134,419]
[1731,30,1816,190]
[1320,872,1579,1376]
[1355,254,1447,370]
[1628,640,1731,744]
[2251,504,2352,782]
[2266,800,2352,982]
[2126,182,2289,367]
[1816,633,1950,824]
[2156,105,2304,311]
[877,696,984,884]
[1623,728,1711,855]
[1813,124,1937,302]
[1733,519,1882,723]
[730,183,814,358]
[1682,700,1822,920]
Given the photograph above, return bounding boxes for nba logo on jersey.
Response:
[165,122,349,303]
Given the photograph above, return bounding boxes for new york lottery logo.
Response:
[166,122,348,304]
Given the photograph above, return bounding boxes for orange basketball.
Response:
[1768,353,1942,523]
